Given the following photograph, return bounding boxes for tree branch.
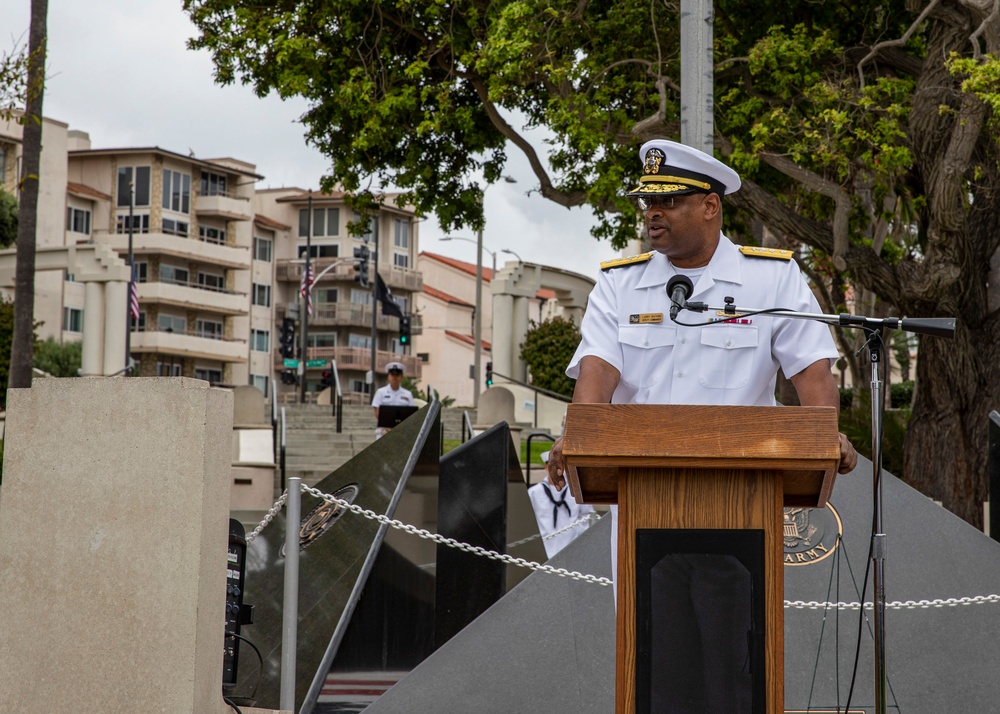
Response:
[757,152,852,271]
[857,0,941,88]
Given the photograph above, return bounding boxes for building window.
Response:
[135,312,147,331]
[298,207,340,237]
[393,218,409,249]
[195,319,223,340]
[158,314,186,334]
[350,379,371,395]
[393,253,409,269]
[67,206,91,235]
[316,287,338,304]
[251,374,269,397]
[194,367,223,383]
[350,289,372,306]
[308,332,337,347]
[252,283,271,307]
[63,307,83,332]
[254,236,272,262]
[200,225,226,244]
[418,352,430,363]
[200,171,228,197]
[117,166,151,207]
[352,212,376,241]
[198,272,225,291]
[251,329,270,352]
[298,244,339,259]
[116,213,150,234]
[348,334,371,349]
[160,264,189,285]
[162,169,191,214]
[157,362,183,376]
[135,262,148,283]
[162,217,190,236]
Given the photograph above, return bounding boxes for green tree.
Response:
[186,0,1000,526]
[33,337,81,378]
[0,187,16,248]
[520,317,580,399]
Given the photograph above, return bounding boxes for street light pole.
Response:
[300,190,312,403]
[473,226,483,408]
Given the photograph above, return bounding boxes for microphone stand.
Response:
[676,298,955,714]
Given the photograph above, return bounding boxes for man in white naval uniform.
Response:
[547,139,857,713]
[371,361,414,439]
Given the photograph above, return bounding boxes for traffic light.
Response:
[280,369,298,385]
[485,361,493,388]
[279,317,296,358]
[399,315,411,346]
[353,245,370,287]
[320,370,333,390]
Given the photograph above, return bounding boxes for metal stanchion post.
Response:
[280,477,301,711]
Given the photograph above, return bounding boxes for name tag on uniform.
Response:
[629,313,663,324]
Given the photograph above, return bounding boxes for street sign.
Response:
[283,359,299,368]
[306,359,326,368]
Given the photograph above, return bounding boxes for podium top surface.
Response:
[562,404,841,506]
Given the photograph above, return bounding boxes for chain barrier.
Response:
[245,489,1000,608]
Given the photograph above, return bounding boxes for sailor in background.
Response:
[527,450,596,558]
[371,361,414,439]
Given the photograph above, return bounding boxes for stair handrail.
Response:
[486,370,571,429]
[330,358,344,433]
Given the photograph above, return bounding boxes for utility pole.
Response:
[680,0,715,152]
[369,218,378,396]
[125,182,134,366]
[299,190,312,403]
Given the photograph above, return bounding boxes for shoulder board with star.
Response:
[739,245,794,260]
[600,251,654,271]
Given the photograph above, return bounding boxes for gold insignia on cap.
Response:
[739,245,794,260]
[643,148,665,175]
[601,252,654,271]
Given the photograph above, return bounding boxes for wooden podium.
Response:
[563,404,840,714]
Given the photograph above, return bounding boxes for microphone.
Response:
[666,275,694,321]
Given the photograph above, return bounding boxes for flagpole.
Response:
[124,182,134,368]
[300,190,312,404]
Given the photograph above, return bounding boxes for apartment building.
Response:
[255,188,423,404]
[0,116,421,404]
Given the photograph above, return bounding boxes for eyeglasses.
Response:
[634,195,678,211]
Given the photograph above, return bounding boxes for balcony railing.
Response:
[95,230,250,270]
[136,280,248,315]
[194,191,253,221]
[273,346,421,379]
[130,325,247,362]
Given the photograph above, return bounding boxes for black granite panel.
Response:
[434,422,514,647]
[230,402,440,712]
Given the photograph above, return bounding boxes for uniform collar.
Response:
[635,235,743,295]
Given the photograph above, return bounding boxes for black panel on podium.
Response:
[635,529,766,714]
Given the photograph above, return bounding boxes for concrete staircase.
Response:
[277,403,480,487]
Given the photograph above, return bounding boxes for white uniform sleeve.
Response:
[567,269,625,379]
[771,261,839,378]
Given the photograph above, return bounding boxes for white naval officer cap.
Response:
[386,361,404,374]
[626,139,741,198]
[540,450,551,464]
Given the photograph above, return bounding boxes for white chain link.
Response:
[245,491,288,545]
[785,595,1000,610]
[507,513,599,549]
[244,491,1000,607]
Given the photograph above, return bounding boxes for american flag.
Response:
[129,269,140,320]
[300,263,315,316]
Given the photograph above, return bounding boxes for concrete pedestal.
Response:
[0,378,281,713]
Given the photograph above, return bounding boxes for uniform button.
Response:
[726,339,733,347]
[677,371,684,378]
[643,340,649,347]
[679,337,686,344]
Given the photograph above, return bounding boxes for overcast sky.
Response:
[2,0,621,279]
